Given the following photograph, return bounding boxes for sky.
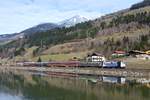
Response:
[0,0,142,34]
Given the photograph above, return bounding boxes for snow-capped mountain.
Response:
[21,15,88,35]
[59,15,88,27]
[0,15,88,43]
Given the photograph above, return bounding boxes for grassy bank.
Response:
[124,58,150,69]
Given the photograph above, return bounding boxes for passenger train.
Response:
[17,61,126,68]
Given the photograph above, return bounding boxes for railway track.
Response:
[1,66,149,77]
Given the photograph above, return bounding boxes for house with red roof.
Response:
[112,50,126,57]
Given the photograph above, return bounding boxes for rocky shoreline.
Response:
[0,66,150,78]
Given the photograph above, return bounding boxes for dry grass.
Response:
[43,41,89,55]
[32,51,89,62]
[13,46,38,61]
[124,6,150,15]
[24,46,38,58]
[122,58,150,69]
[95,27,150,41]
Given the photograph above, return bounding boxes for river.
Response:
[0,71,149,100]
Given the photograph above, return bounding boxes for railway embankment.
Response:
[0,66,150,77]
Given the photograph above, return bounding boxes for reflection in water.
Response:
[0,93,22,100]
[102,76,126,84]
[0,71,149,100]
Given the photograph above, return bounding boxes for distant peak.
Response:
[71,15,88,20]
[58,15,88,27]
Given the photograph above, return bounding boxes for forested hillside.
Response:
[130,0,150,10]
[19,11,150,47]
[0,0,150,59]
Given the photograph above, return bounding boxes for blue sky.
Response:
[0,0,142,34]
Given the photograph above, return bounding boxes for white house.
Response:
[86,53,106,62]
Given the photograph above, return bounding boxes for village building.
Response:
[146,50,150,55]
[112,50,126,57]
[128,50,145,57]
[86,52,106,62]
[129,50,150,60]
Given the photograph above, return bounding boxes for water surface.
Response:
[0,71,149,100]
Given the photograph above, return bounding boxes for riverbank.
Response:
[0,66,150,77]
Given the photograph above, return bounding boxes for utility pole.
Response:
[13,49,15,66]
[86,30,90,48]
[40,40,43,48]
[20,35,24,62]
[40,40,43,67]
[86,31,88,46]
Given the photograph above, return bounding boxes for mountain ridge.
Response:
[58,15,88,27]
[0,15,88,43]
[130,0,150,10]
